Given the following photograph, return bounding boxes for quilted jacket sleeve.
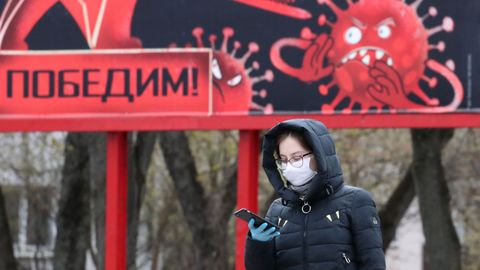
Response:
[350,188,386,270]
[244,200,280,270]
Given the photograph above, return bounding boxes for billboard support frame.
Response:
[2,50,480,270]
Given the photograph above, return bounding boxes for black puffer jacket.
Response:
[245,119,386,270]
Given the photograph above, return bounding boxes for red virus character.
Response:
[0,0,141,50]
[270,0,463,113]
[180,27,274,115]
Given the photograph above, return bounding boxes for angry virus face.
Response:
[187,27,274,114]
[323,0,453,110]
[271,0,462,114]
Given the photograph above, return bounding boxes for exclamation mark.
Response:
[192,68,198,96]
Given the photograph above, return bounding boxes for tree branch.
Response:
[379,164,415,250]
[157,131,208,237]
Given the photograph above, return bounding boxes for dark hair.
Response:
[274,129,312,159]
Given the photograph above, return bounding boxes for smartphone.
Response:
[233,208,280,230]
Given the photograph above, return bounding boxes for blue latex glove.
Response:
[248,218,280,242]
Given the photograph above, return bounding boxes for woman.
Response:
[245,118,386,270]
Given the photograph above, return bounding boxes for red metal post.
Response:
[235,130,260,270]
[105,132,128,270]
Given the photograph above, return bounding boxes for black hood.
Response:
[262,118,344,205]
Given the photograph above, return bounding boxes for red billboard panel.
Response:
[0,49,212,116]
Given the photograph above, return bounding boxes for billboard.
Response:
[0,49,212,116]
[137,0,478,116]
[0,0,478,120]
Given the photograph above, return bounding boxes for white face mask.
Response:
[281,156,318,186]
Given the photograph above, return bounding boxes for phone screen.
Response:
[233,208,280,230]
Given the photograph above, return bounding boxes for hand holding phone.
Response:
[234,208,280,241]
[233,208,280,230]
[247,218,280,241]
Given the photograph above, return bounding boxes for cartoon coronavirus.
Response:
[173,27,274,114]
[270,0,464,113]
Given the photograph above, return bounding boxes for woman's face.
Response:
[278,135,317,171]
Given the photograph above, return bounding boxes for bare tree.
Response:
[411,128,461,270]
[127,132,157,270]
[0,187,17,270]
[54,132,156,270]
[157,131,238,270]
[379,165,415,250]
[53,133,91,270]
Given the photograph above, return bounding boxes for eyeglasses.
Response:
[275,152,313,170]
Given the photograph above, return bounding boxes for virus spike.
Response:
[323,90,345,113]
[317,0,342,17]
[231,41,242,57]
[221,27,234,53]
[422,75,438,88]
[446,59,455,71]
[252,69,274,84]
[168,43,177,48]
[429,41,446,52]
[246,61,260,75]
[264,104,274,114]
[192,27,204,48]
[389,107,398,114]
[301,27,317,40]
[185,42,192,48]
[342,102,354,114]
[317,14,333,28]
[428,17,454,37]
[251,102,274,114]
[318,81,335,95]
[208,34,217,49]
[240,42,259,64]
[342,108,352,114]
[359,107,370,114]
[421,6,438,22]
[321,104,335,114]
[319,85,329,96]
[410,0,424,12]
[253,89,268,98]
[330,95,343,108]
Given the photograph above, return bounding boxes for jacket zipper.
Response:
[342,252,351,264]
[301,196,309,270]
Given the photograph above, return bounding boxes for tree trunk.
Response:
[126,132,157,270]
[158,131,238,270]
[410,128,461,270]
[0,186,17,270]
[379,165,415,250]
[53,133,91,270]
[54,132,155,270]
[86,133,107,270]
